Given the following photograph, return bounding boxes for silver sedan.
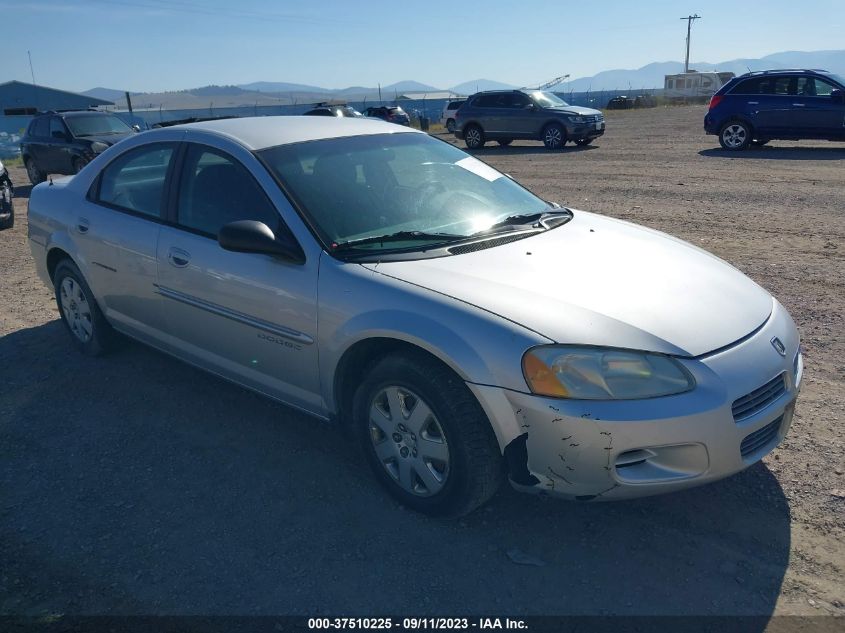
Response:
[27,117,802,516]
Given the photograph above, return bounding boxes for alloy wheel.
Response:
[544,125,563,148]
[368,386,450,497]
[721,124,748,149]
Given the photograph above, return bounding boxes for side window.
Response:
[98,143,175,218]
[177,145,281,238]
[508,93,531,108]
[32,117,50,138]
[812,78,836,96]
[772,77,794,95]
[49,117,66,139]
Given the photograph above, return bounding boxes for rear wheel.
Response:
[497,139,513,147]
[25,158,46,185]
[463,125,485,149]
[353,352,504,516]
[542,123,566,149]
[53,260,114,356]
[719,121,751,150]
[446,118,456,133]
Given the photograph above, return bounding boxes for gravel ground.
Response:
[1,105,843,621]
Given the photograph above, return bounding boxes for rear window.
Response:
[30,117,50,138]
[447,101,465,110]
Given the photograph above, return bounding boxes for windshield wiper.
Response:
[473,208,572,235]
[332,230,464,251]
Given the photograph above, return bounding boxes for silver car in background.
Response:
[27,117,802,516]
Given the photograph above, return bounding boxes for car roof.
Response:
[174,115,420,150]
[738,68,831,77]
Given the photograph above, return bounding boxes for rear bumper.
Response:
[468,299,802,501]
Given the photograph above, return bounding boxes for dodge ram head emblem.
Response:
[771,337,786,357]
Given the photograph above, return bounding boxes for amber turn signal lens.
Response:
[522,352,568,397]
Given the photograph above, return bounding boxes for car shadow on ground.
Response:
[0,321,789,622]
[699,146,845,161]
[469,144,599,156]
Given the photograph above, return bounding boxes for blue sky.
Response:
[5,0,844,92]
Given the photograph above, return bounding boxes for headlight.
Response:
[566,115,586,123]
[522,346,695,400]
[90,141,109,154]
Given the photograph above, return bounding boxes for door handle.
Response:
[167,247,191,268]
[747,101,759,105]
[791,103,805,107]
[76,217,90,233]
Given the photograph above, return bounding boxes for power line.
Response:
[680,14,701,73]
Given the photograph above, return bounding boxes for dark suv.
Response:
[21,110,137,184]
[704,69,845,150]
[454,90,605,149]
[363,106,411,126]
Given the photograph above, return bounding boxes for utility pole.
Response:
[679,14,701,73]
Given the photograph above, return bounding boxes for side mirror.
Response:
[524,103,537,110]
[132,124,142,132]
[218,220,305,264]
[831,89,844,104]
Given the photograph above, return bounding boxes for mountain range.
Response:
[82,49,844,109]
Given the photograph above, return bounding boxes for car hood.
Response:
[547,105,602,116]
[76,132,134,145]
[362,211,773,357]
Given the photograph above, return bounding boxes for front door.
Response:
[155,141,322,414]
[792,76,845,138]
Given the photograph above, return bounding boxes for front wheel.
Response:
[25,158,46,185]
[72,156,88,174]
[497,139,513,147]
[353,352,504,516]
[463,125,485,149]
[751,139,769,147]
[719,121,751,150]
[53,260,114,356]
[542,123,566,149]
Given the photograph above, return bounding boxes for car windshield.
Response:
[828,73,845,87]
[258,133,552,254]
[528,91,569,107]
[65,114,133,137]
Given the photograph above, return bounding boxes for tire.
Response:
[719,120,752,150]
[575,138,592,147]
[25,158,46,185]
[53,259,114,356]
[497,139,513,147]
[463,124,485,149]
[542,123,566,150]
[353,352,504,516]
[72,156,88,174]
[446,118,456,133]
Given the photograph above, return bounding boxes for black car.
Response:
[704,69,845,150]
[606,96,634,110]
[362,106,411,126]
[21,111,137,184]
[303,105,363,118]
[454,89,605,149]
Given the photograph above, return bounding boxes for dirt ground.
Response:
[1,105,843,622]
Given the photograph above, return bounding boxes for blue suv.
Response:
[704,69,845,150]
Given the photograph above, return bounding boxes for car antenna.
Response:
[48,176,53,186]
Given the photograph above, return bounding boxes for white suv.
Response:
[440,100,466,133]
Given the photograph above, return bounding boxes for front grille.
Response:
[731,373,786,422]
[740,415,783,457]
[584,114,604,123]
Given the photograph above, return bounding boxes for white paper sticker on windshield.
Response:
[455,157,503,182]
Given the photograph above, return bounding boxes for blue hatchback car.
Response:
[704,69,845,150]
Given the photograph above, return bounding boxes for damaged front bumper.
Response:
[468,300,802,501]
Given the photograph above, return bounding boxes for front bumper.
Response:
[468,299,801,500]
[570,121,605,139]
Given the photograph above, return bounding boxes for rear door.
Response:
[26,117,51,171]
[155,139,323,414]
[753,76,796,135]
[504,92,536,137]
[77,140,178,339]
